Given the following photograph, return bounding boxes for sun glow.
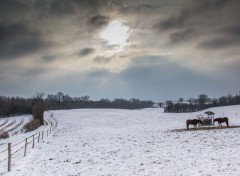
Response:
[100,20,130,52]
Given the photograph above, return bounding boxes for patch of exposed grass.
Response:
[171,126,240,132]
[0,132,9,139]
[24,119,41,132]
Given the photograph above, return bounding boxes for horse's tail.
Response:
[186,120,189,130]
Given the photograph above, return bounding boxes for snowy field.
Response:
[0,112,55,175]
[0,112,54,147]
[3,105,240,176]
[0,115,32,146]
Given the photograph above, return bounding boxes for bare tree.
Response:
[32,93,46,125]
[179,98,184,103]
[198,94,208,107]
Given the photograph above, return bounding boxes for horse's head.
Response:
[198,119,203,125]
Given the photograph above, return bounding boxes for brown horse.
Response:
[214,117,229,127]
[186,119,203,130]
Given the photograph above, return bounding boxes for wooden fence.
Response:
[0,116,58,172]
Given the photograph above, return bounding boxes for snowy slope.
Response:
[0,115,32,146]
[3,105,240,176]
[0,112,56,175]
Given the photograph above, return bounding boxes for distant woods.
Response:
[0,93,46,124]
[0,96,32,117]
[46,92,154,110]
[163,93,240,113]
[0,92,154,118]
[1,92,240,117]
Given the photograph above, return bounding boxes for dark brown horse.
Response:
[186,119,203,130]
[214,117,229,127]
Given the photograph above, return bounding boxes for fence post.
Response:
[8,143,11,172]
[24,138,27,157]
[38,132,40,143]
[42,131,44,140]
[32,135,35,148]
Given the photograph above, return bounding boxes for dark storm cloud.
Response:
[87,15,110,30]
[50,0,76,15]
[169,29,195,44]
[0,0,115,61]
[119,4,163,15]
[198,25,240,50]
[193,0,228,12]
[153,0,229,32]
[0,0,55,61]
[198,39,235,50]
[73,0,109,10]
[221,25,240,38]
[43,0,119,23]
[39,0,111,16]
[0,23,47,60]
[0,0,27,12]
[33,0,112,22]
[151,0,240,52]
[0,0,31,25]
[79,48,95,56]
[153,0,232,31]
[153,12,187,31]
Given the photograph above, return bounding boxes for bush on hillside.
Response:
[32,100,46,126]
[24,119,41,132]
[0,132,9,139]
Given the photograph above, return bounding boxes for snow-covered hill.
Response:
[4,105,240,175]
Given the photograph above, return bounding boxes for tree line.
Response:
[46,92,154,110]
[0,92,154,118]
[163,92,240,113]
[0,96,32,117]
[2,91,240,117]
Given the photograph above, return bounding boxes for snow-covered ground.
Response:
[0,112,54,147]
[0,115,32,145]
[0,112,55,175]
[2,105,240,175]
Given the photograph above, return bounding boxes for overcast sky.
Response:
[1,0,240,101]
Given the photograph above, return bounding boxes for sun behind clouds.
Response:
[100,20,131,52]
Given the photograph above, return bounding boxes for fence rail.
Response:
[0,115,58,172]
